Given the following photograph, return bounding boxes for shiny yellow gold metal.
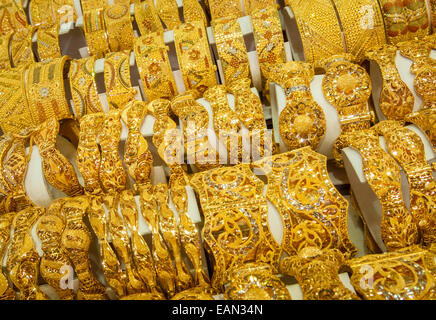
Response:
[30,0,77,25]
[83,8,110,58]
[0,33,11,70]
[171,286,214,300]
[208,0,243,21]
[0,212,16,300]
[281,247,360,300]
[405,107,436,152]
[134,0,164,35]
[150,98,178,152]
[81,0,107,11]
[431,0,436,31]
[155,0,181,30]
[104,3,134,52]
[183,0,207,27]
[174,21,217,98]
[120,292,166,300]
[134,32,178,102]
[36,21,62,62]
[243,0,277,14]
[225,263,291,300]
[366,44,415,120]
[9,25,35,68]
[0,0,28,36]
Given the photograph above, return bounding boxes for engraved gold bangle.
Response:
[29,0,55,25]
[0,0,28,35]
[103,50,136,109]
[243,0,277,15]
[155,0,181,30]
[81,0,107,11]
[26,56,73,125]
[212,17,250,86]
[174,21,217,98]
[134,32,178,101]
[83,8,110,58]
[335,129,420,251]
[36,21,62,62]
[183,0,207,27]
[0,212,15,300]
[378,0,430,45]
[134,0,164,35]
[365,44,415,120]
[104,3,134,52]
[405,107,436,152]
[9,25,35,68]
[208,0,243,21]
[0,33,11,70]
[270,61,326,151]
[69,56,103,119]
[285,0,345,68]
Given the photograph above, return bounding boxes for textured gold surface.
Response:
[134,0,163,35]
[104,3,134,52]
[208,0,243,21]
[83,8,110,58]
[155,0,181,30]
[36,21,62,62]
[10,25,35,68]
[183,0,207,27]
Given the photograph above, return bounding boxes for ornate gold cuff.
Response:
[150,98,177,153]
[0,0,27,35]
[405,107,436,152]
[183,0,207,27]
[81,0,107,12]
[104,3,134,52]
[9,25,35,68]
[83,8,110,58]
[134,32,178,101]
[36,21,62,62]
[208,0,243,21]
[243,0,277,14]
[155,0,181,30]
[0,212,15,300]
[174,21,217,98]
[134,0,164,35]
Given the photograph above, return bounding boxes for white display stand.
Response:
[342,125,436,252]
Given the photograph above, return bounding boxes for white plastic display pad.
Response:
[342,125,436,252]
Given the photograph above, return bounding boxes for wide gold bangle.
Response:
[80,0,107,11]
[212,17,250,86]
[134,0,164,35]
[36,21,62,62]
[271,61,326,151]
[32,118,84,196]
[365,44,414,120]
[26,56,73,125]
[9,25,35,68]
[103,50,136,109]
[373,121,436,247]
[0,34,11,70]
[83,8,110,58]
[208,0,243,21]
[347,245,436,300]
[225,263,291,300]
[378,0,430,45]
[335,129,419,251]
[134,32,178,101]
[183,0,207,27]
[150,99,178,159]
[104,3,134,52]
[174,21,217,98]
[285,0,345,68]
[155,0,181,30]
[243,0,277,15]
[253,147,357,258]
[29,0,54,25]
[0,0,28,35]
[0,212,15,300]
[190,164,282,292]
[405,107,436,152]
[69,56,103,119]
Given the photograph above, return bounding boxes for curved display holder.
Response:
[342,125,436,252]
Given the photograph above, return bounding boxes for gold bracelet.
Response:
[190,164,282,292]
[9,25,35,68]
[36,21,62,62]
[208,0,243,21]
[155,0,181,30]
[83,8,110,58]
[243,0,277,15]
[69,56,103,119]
[149,98,177,153]
[37,199,75,300]
[212,17,250,86]
[0,212,15,300]
[26,56,73,125]
[281,248,360,300]
[270,61,326,151]
[335,129,420,251]
[373,121,436,247]
[365,44,414,120]
[183,0,207,27]
[347,245,436,300]
[320,54,373,166]
[0,33,11,70]
[225,263,291,300]
[32,118,84,196]
[134,32,178,102]
[134,0,164,35]
[104,3,134,52]
[331,0,386,63]
[103,51,136,109]
[405,107,436,152]
[0,0,28,35]
[60,196,108,300]
[174,21,217,98]
[378,0,430,45]
[431,0,436,32]
[171,286,214,300]
[29,0,54,25]
[80,0,107,11]
[7,207,48,300]
[251,7,286,84]
[0,134,16,200]
[285,0,345,68]
[155,183,194,292]
[253,147,357,258]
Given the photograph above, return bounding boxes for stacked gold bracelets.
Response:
[104,3,134,52]
[83,8,110,58]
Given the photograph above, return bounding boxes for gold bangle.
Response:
[190,164,282,292]
[26,56,73,125]
[335,129,420,251]
[103,51,136,109]
[378,0,430,45]
[134,0,164,35]
[37,199,75,300]
[83,8,110,58]
[171,286,214,300]
[0,135,16,199]
[36,21,62,62]
[212,17,250,86]
[9,25,35,68]
[365,44,414,120]
[253,147,357,258]
[225,263,291,300]
[243,0,277,15]
[270,61,326,151]
[69,56,103,119]
[29,0,54,25]
[0,33,11,70]
[134,32,178,102]
[80,0,107,11]
[174,21,217,98]
[0,212,15,300]
[60,196,108,300]
[183,0,207,27]
[330,0,386,63]
[32,118,84,196]
[372,120,436,246]
[405,107,436,152]
[285,0,345,68]
[149,98,177,153]
[281,247,360,300]
[347,245,436,300]
[0,0,28,35]
[251,7,286,83]
[208,0,243,21]
[7,207,49,300]
[431,0,436,32]
[155,0,181,30]
[104,3,134,52]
